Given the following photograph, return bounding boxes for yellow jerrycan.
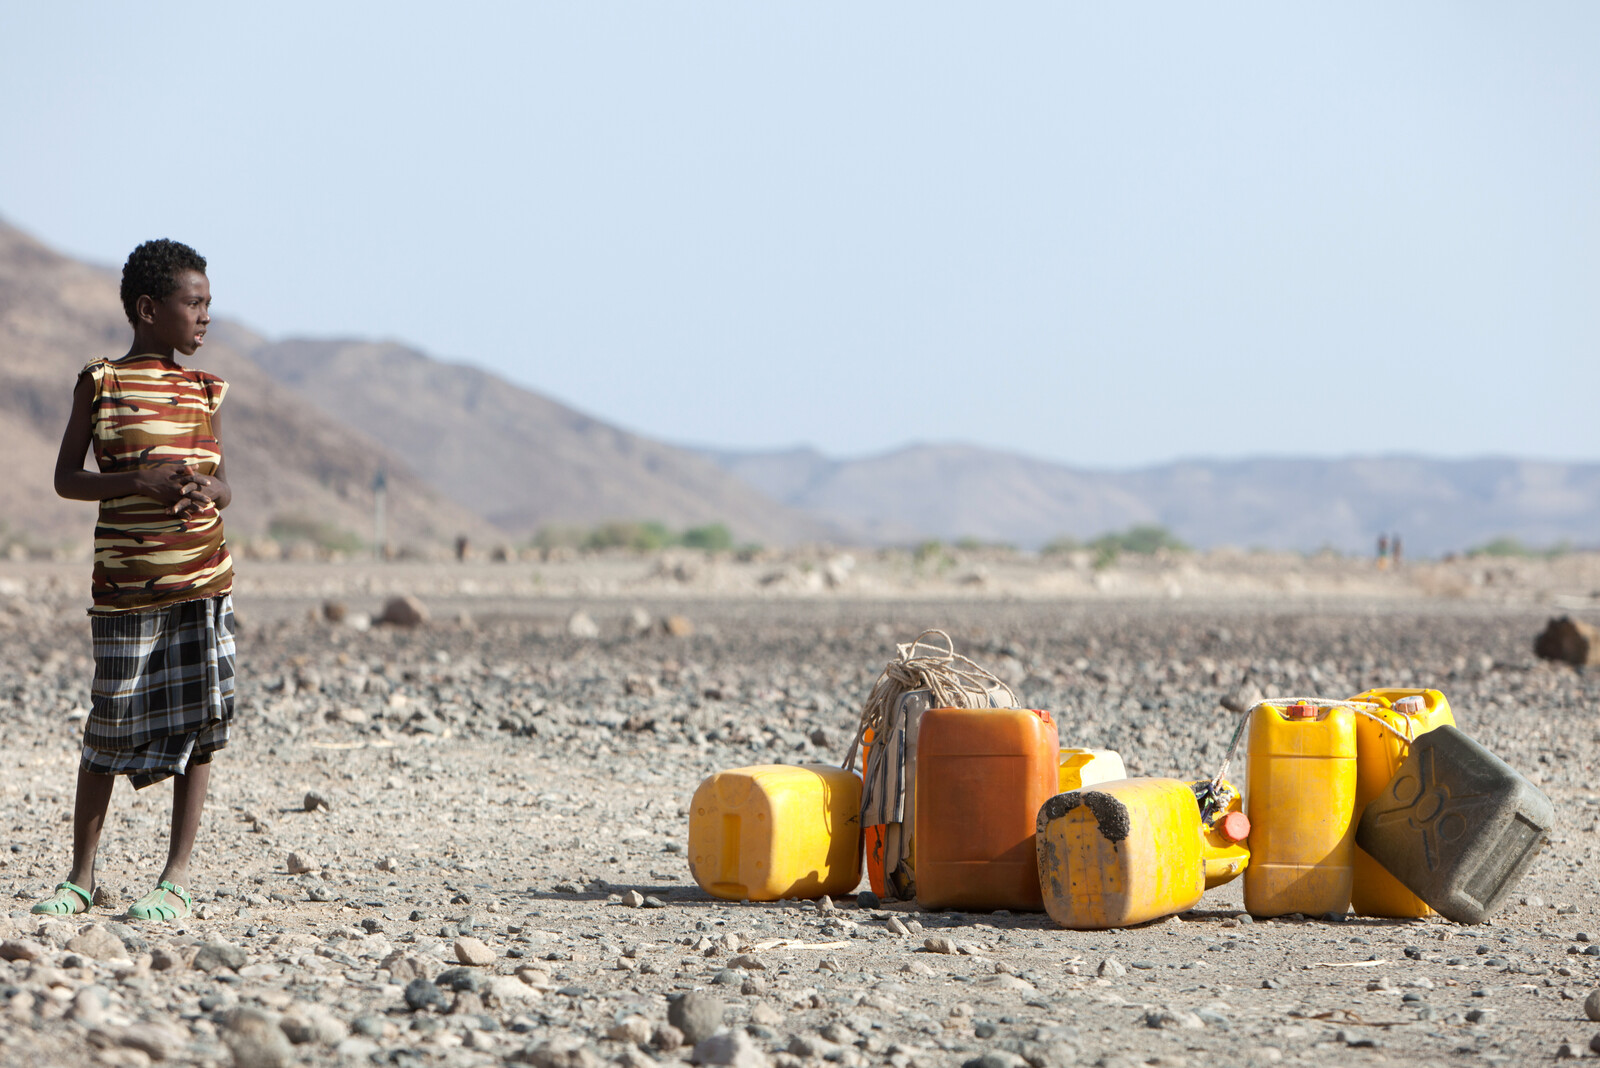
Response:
[1036,778,1206,929]
[1348,688,1456,917]
[1243,701,1357,918]
[1191,779,1251,889]
[687,764,862,901]
[1059,748,1126,792]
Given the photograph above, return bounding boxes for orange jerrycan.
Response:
[1348,688,1455,917]
[915,707,1059,911]
[1059,748,1126,792]
[687,764,862,901]
[1243,701,1357,918]
[1037,778,1206,929]
[1191,779,1251,889]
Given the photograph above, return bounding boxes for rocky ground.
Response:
[1,558,1599,1068]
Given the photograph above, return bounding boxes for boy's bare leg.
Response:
[67,768,115,894]
[157,761,210,894]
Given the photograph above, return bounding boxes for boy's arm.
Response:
[54,373,196,509]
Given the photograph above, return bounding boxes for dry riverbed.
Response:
[1,561,1599,1067]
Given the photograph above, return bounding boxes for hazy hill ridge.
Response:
[698,444,1600,556]
[241,339,836,546]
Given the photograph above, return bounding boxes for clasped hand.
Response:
[134,465,219,517]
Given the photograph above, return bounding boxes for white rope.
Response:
[844,629,1017,772]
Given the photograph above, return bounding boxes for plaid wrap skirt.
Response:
[82,595,235,789]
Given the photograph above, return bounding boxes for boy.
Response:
[37,238,235,921]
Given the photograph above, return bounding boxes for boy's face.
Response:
[140,270,211,357]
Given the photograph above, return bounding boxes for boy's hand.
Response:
[174,473,224,515]
[131,465,197,510]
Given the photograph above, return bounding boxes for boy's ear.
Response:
[135,294,157,324]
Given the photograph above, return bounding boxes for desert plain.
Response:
[1,548,1599,1068]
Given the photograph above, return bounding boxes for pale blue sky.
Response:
[3,3,1596,468]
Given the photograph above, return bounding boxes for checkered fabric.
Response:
[81,595,235,790]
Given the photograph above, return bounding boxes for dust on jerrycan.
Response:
[687,764,862,902]
[1356,725,1553,925]
[915,707,1059,911]
[1036,778,1207,929]
[1348,688,1456,918]
[1243,701,1358,918]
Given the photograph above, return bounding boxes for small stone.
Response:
[70,985,111,1025]
[1590,1034,1600,1056]
[0,939,45,962]
[1098,957,1126,978]
[668,991,725,1044]
[1221,679,1264,714]
[404,978,449,1012]
[924,937,957,955]
[1466,1008,1496,1025]
[608,1016,653,1044]
[1585,989,1600,1021]
[857,890,881,909]
[663,615,694,637]
[567,610,600,639]
[149,945,190,972]
[622,890,645,908]
[454,937,496,966]
[279,1003,348,1045]
[222,1007,295,1068]
[652,1023,685,1051]
[92,885,120,910]
[727,953,766,970]
[67,924,126,961]
[302,791,330,812]
[376,856,398,872]
[381,950,428,982]
[691,1030,769,1067]
[886,917,910,937]
[193,940,249,973]
[1146,1008,1204,1030]
[285,851,316,874]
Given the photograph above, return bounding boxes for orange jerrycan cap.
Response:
[1218,811,1251,842]
[1282,702,1318,720]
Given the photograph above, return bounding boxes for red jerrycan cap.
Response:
[1218,811,1251,842]
[1283,702,1318,720]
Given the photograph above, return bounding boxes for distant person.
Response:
[37,239,235,922]
[1392,534,1402,568]
[1377,534,1389,570]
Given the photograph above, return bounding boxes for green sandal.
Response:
[127,880,192,921]
[31,881,92,916]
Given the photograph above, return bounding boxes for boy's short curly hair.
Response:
[120,239,207,326]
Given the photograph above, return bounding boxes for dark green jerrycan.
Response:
[1356,725,1552,924]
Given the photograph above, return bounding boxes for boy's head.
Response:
[120,239,207,327]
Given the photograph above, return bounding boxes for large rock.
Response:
[668,991,724,1044]
[66,924,126,961]
[378,595,429,627]
[1535,617,1600,666]
[222,1008,295,1068]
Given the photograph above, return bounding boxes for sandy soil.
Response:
[1,557,1598,1068]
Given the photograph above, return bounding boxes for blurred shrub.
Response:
[267,514,364,554]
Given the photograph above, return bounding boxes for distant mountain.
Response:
[0,220,495,551]
[699,443,1600,556]
[242,339,835,546]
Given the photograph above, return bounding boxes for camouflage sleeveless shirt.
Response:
[83,355,234,614]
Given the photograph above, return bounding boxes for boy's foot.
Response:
[127,880,191,922]
[31,881,93,916]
